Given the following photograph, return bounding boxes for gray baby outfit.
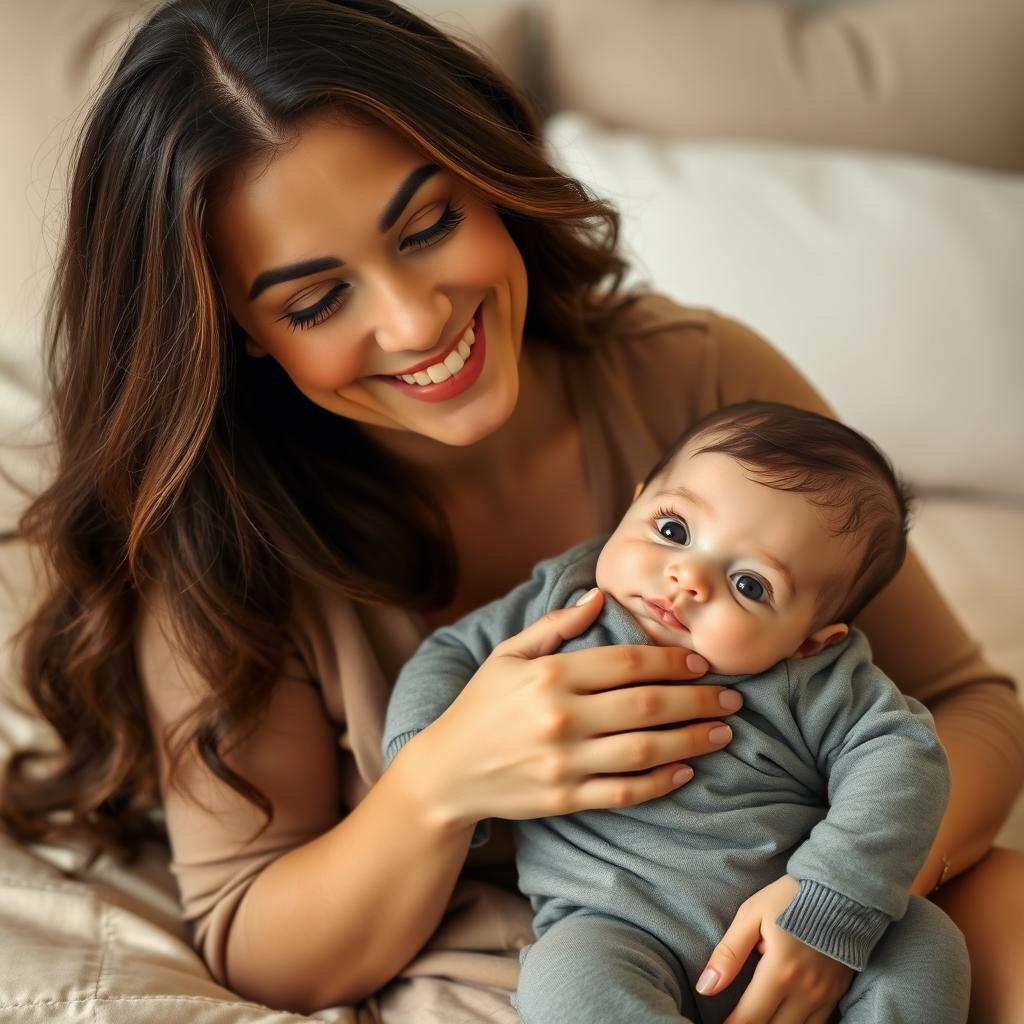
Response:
[383,537,969,1023]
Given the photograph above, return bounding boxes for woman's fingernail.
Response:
[696,967,719,995]
[686,652,709,673]
[672,765,693,786]
[575,587,599,606]
[719,689,743,712]
[709,725,732,745]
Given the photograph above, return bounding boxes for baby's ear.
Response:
[792,623,849,661]
[632,481,644,501]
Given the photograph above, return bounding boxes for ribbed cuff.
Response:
[775,879,890,971]
[383,729,419,769]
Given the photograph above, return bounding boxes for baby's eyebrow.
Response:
[754,549,796,600]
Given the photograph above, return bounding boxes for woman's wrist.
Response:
[385,728,478,839]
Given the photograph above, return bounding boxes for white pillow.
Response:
[545,113,1024,502]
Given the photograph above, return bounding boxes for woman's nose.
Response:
[371,281,452,355]
[666,559,711,602]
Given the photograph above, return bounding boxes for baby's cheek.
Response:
[595,537,643,600]
[593,543,619,594]
[701,615,769,675]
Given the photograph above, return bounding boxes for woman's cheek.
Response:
[278,333,365,393]
[458,205,527,288]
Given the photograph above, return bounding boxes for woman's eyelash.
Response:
[284,283,348,331]
[283,201,467,331]
[401,201,465,251]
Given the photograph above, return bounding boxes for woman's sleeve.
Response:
[706,310,1023,759]
[135,589,344,986]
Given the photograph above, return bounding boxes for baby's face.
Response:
[595,444,857,675]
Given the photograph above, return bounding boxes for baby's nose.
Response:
[667,560,711,601]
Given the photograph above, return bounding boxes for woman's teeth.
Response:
[394,323,476,385]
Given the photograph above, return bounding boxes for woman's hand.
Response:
[697,875,855,1024]
[405,588,742,831]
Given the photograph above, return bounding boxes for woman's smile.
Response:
[367,303,486,403]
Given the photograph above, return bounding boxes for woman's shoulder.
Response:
[591,290,833,418]
[590,290,778,372]
[603,290,712,343]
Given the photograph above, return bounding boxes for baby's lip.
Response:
[642,597,690,632]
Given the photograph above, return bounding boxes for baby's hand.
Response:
[697,874,854,1024]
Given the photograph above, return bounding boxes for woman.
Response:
[2,1,1021,1020]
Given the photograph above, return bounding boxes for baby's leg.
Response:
[838,894,969,1023]
[512,912,697,1024]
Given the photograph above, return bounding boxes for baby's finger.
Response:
[492,589,605,662]
[722,976,785,1024]
[806,1007,839,1024]
[756,994,808,1024]
[805,1008,835,1024]
[720,955,789,1024]
[698,906,760,998]
[567,762,695,814]
[550,643,709,693]
[576,723,733,775]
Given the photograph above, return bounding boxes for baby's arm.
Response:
[695,630,950,1018]
[776,628,951,969]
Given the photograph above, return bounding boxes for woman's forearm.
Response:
[912,681,1024,896]
[222,737,474,1014]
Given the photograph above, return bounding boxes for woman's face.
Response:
[207,115,529,447]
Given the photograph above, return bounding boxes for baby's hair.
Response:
[641,401,914,625]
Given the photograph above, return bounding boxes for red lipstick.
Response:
[373,304,486,404]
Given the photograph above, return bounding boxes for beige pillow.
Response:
[537,0,1024,171]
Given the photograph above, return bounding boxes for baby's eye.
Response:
[732,573,769,604]
[653,516,689,545]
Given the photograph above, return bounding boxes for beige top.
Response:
[136,294,1021,1008]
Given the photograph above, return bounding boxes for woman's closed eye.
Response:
[400,200,465,252]
[283,283,349,331]
[282,201,467,331]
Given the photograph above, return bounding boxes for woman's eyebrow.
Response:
[248,256,343,301]
[246,162,441,302]
[379,162,440,232]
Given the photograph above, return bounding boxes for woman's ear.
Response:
[791,623,849,661]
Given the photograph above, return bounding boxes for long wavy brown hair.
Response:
[0,0,632,866]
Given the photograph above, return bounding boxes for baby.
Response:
[383,401,969,1023]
